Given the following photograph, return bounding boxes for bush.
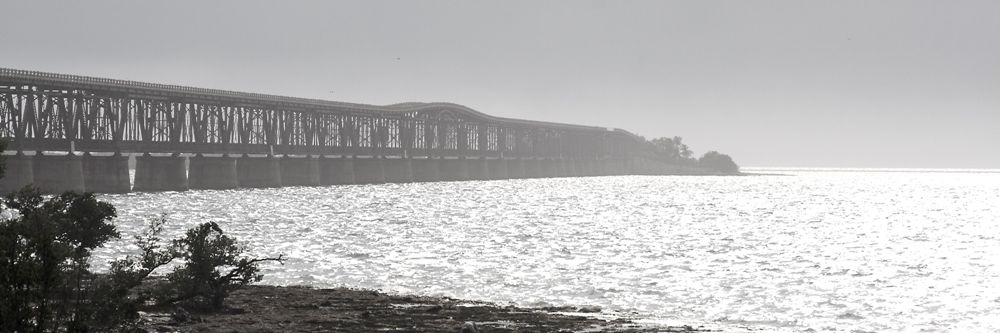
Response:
[0,188,122,332]
[0,186,281,332]
[157,222,283,310]
[698,151,740,173]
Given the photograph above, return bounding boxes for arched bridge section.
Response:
[0,68,660,193]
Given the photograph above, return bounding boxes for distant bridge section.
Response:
[0,68,666,193]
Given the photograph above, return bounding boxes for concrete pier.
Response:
[625,158,639,175]
[593,159,609,176]
[577,159,594,177]
[237,155,282,188]
[604,158,623,176]
[467,157,490,180]
[319,157,355,185]
[82,153,131,193]
[383,157,413,183]
[33,153,86,193]
[352,157,386,184]
[439,158,469,181]
[0,153,34,194]
[557,159,570,177]
[506,158,524,179]
[134,154,188,192]
[523,159,542,178]
[280,156,320,187]
[566,159,579,177]
[595,159,607,176]
[410,158,440,182]
[189,154,239,190]
[542,159,559,178]
[488,158,508,180]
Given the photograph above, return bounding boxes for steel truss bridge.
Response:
[0,68,664,193]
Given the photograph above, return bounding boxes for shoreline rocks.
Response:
[141,285,711,332]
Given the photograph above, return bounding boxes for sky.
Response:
[1,0,997,168]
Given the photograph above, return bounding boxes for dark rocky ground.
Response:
[141,285,712,333]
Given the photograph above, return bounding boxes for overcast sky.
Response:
[2,0,997,168]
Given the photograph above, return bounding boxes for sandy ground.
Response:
[141,285,710,332]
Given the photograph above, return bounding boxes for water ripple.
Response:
[93,172,1000,332]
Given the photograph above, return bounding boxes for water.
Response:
[93,170,1000,332]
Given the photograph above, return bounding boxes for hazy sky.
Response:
[2,0,997,168]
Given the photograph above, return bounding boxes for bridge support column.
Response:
[32,153,85,194]
[319,156,355,185]
[383,157,413,183]
[557,159,570,177]
[566,159,585,177]
[593,159,609,176]
[523,158,542,178]
[134,154,188,192]
[353,157,385,184]
[579,159,594,177]
[567,159,580,177]
[627,158,643,175]
[0,152,34,194]
[488,158,508,180]
[83,153,131,193]
[439,157,469,182]
[280,155,320,187]
[542,158,559,178]
[467,157,490,180]
[602,159,615,175]
[613,159,627,175]
[506,158,524,179]
[410,157,440,182]
[189,154,238,190]
[238,155,282,188]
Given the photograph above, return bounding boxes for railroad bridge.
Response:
[0,68,664,194]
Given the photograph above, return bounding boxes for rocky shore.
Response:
[141,285,710,332]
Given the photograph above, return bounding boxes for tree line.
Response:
[646,136,740,173]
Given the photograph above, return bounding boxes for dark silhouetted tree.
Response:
[158,222,283,310]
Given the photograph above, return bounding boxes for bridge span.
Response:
[0,68,667,193]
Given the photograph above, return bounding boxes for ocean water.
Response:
[92,170,1000,332]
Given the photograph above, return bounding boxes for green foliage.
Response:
[698,151,740,173]
[159,222,283,310]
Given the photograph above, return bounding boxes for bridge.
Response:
[0,67,667,194]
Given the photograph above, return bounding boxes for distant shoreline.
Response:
[737,172,791,176]
[742,167,1000,173]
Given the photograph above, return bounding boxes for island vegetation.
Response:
[641,136,741,174]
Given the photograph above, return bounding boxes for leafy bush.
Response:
[0,188,122,332]
[157,222,283,310]
[0,186,281,332]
